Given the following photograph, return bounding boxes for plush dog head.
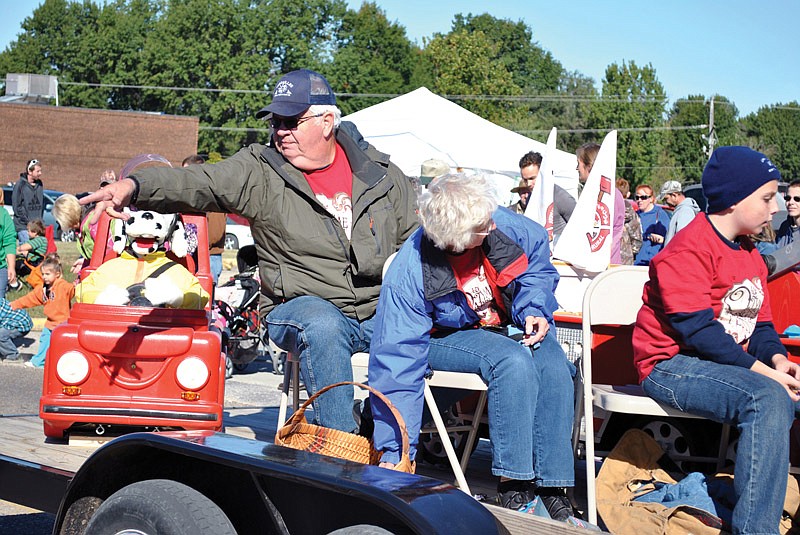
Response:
[112,209,188,258]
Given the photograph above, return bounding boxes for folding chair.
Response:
[574,265,731,525]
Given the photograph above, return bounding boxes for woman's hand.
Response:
[522,316,549,346]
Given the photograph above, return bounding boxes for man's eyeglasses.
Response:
[27,159,39,172]
[633,194,651,201]
[269,113,323,131]
[785,195,800,203]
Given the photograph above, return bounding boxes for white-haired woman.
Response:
[368,173,578,521]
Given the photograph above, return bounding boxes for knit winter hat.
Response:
[702,146,781,214]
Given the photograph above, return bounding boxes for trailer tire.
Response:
[85,479,236,535]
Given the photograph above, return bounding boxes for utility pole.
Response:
[704,98,717,160]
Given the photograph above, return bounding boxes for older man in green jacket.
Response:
[83,69,418,433]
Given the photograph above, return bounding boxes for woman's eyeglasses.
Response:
[785,195,800,203]
[633,194,651,201]
[269,113,323,131]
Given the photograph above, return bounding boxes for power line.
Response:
[515,125,707,134]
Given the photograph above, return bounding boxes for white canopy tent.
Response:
[344,87,579,206]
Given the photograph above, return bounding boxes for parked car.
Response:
[225,216,253,250]
[2,185,67,240]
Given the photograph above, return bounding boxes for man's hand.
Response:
[378,461,396,469]
[649,233,664,244]
[522,315,549,346]
[79,178,137,223]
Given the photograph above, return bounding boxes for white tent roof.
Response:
[344,87,579,198]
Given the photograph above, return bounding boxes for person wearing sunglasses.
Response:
[13,159,44,244]
[370,173,579,522]
[81,69,419,435]
[633,184,670,266]
[776,180,800,249]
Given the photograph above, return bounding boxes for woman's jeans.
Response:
[643,354,795,535]
[428,328,575,486]
[267,296,373,433]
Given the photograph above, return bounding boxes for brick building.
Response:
[0,102,198,194]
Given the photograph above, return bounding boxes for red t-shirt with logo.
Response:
[446,247,506,326]
[632,214,774,381]
[303,142,353,239]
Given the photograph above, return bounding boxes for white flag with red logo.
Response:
[524,127,557,243]
[552,130,617,272]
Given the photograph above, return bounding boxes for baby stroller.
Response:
[214,245,262,378]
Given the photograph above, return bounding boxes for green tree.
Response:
[741,102,800,180]
[327,2,418,114]
[667,95,740,184]
[590,60,667,186]
[423,29,520,123]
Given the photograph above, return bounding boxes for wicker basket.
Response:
[275,381,414,473]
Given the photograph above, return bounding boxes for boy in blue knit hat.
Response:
[633,146,799,533]
[0,297,33,362]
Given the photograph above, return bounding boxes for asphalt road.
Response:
[0,340,287,534]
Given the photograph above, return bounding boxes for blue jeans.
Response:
[31,327,51,367]
[0,327,23,359]
[17,230,29,244]
[643,354,795,534]
[428,328,575,486]
[209,254,222,286]
[267,296,374,433]
[0,266,7,299]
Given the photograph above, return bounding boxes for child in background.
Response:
[16,219,47,272]
[53,193,117,277]
[633,146,800,533]
[0,297,33,362]
[12,254,74,369]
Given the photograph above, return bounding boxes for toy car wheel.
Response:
[84,479,236,535]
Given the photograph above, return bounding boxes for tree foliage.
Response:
[327,2,420,114]
[1,0,798,175]
[741,102,800,180]
[591,61,667,186]
[667,95,740,184]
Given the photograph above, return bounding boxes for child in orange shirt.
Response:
[12,254,74,368]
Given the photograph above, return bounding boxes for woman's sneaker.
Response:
[497,480,535,511]
[535,487,579,521]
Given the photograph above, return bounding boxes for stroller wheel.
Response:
[233,361,249,372]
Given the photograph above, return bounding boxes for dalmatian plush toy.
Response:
[75,209,208,309]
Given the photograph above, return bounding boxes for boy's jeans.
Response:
[428,328,575,486]
[267,296,374,433]
[0,327,23,359]
[643,354,795,534]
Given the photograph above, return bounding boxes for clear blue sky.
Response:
[1,0,797,116]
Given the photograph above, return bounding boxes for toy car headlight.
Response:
[56,351,90,385]
[176,357,209,391]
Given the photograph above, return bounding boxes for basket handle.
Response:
[284,381,411,467]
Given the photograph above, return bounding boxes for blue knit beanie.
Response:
[702,146,781,214]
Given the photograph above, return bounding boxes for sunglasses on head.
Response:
[633,194,651,200]
[785,195,800,203]
[269,113,323,131]
[27,159,39,172]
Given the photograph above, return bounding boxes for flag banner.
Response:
[525,127,557,243]
[552,130,617,272]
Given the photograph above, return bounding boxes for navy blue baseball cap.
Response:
[255,69,336,119]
